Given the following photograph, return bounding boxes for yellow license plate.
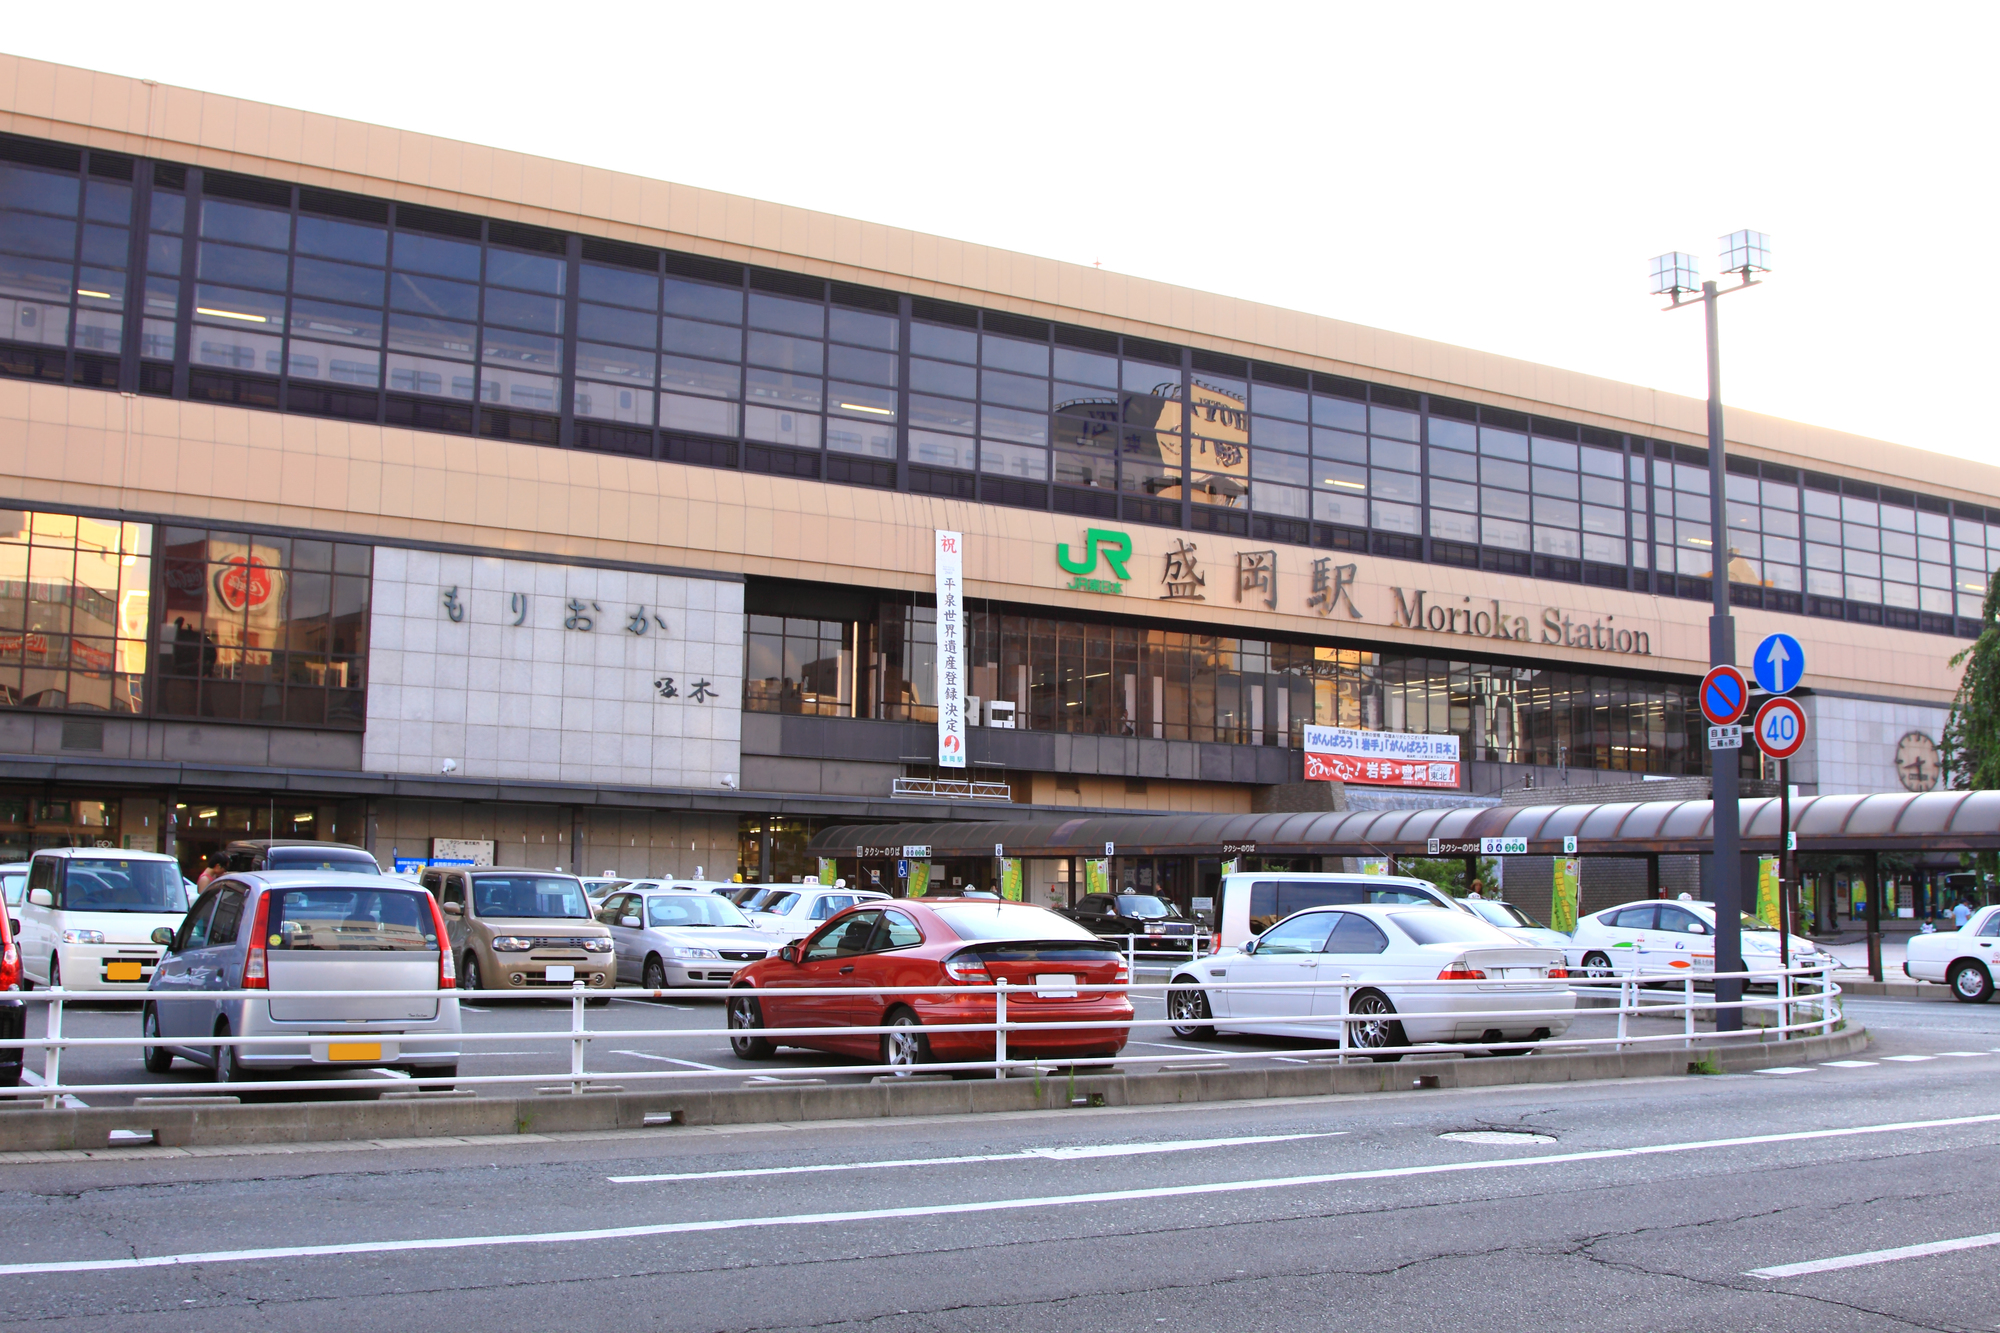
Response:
[105,961,142,981]
[327,1042,383,1062]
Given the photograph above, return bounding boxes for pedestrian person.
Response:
[1466,879,1485,900]
[195,856,221,891]
[1954,898,1974,929]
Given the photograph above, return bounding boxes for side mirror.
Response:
[443,902,462,917]
[1241,938,1259,956]
[151,926,175,948]
[619,916,641,929]
[8,917,18,937]
[1690,923,1708,935]
[780,942,801,964]
[26,888,51,908]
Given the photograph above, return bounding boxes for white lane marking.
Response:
[1820,1060,1876,1068]
[610,998,689,1011]
[1749,1230,2000,1278]
[610,1051,731,1072]
[1882,1055,1937,1062]
[17,1111,2000,1277]
[609,1132,1346,1184]
[18,1071,86,1108]
[1935,1051,1988,1058]
[1754,1067,1815,1075]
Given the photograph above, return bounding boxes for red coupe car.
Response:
[726,897,1133,1073]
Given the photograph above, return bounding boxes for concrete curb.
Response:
[0,1028,1868,1153]
[1836,980,1953,1001]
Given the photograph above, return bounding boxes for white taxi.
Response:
[1569,898,1825,981]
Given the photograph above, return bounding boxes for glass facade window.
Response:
[155,527,371,728]
[0,510,150,713]
[1,132,1991,638]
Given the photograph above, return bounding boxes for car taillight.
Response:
[1548,966,1569,979]
[1436,958,1487,981]
[942,952,992,984]
[242,891,273,990]
[0,940,16,991]
[1113,960,1131,985]
[426,894,456,989]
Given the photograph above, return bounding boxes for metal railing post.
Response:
[1779,968,1792,1038]
[1617,978,1630,1051]
[42,990,63,1110]
[569,981,587,1094]
[1684,975,1695,1049]
[1337,983,1349,1066]
[1822,964,1836,1037]
[1125,936,1136,973]
[994,978,1009,1077]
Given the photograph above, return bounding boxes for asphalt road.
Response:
[16,974,1869,1106]
[1,996,1999,1330]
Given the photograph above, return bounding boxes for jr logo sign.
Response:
[1056,528,1133,594]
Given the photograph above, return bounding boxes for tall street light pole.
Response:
[1652,233,1769,1033]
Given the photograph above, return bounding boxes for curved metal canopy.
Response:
[809,790,2000,860]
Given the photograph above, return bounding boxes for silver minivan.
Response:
[141,871,461,1086]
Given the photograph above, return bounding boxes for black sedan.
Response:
[1061,892,1200,951]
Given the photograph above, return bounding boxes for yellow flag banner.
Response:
[907,861,930,896]
[1550,858,1580,934]
[1085,859,1110,895]
[817,858,837,887]
[999,858,1024,901]
[1757,856,1782,929]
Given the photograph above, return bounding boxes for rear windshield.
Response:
[59,859,185,913]
[757,892,802,915]
[1467,899,1544,930]
[1246,879,1442,933]
[1112,895,1181,920]
[264,848,380,874]
[932,903,1099,942]
[268,887,439,951]
[969,943,1120,962]
[646,894,752,928]
[1387,912,1519,947]
[470,875,590,919]
[2,871,23,905]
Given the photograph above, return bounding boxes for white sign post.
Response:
[935,530,966,769]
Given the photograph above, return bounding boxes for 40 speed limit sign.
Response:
[1753,696,1807,760]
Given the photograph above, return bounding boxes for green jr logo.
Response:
[1057,528,1133,588]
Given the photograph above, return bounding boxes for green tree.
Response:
[1397,857,1500,898]
[1942,569,2000,792]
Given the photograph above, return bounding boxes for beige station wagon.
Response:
[420,866,615,994]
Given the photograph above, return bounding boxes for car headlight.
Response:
[667,947,721,960]
[581,938,614,953]
[490,936,534,952]
[61,929,105,945]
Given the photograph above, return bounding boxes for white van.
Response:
[18,847,191,992]
[1215,872,1467,951]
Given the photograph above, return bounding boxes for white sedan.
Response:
[1568,899,1827,981]
[744,885,891,941]
[1165,904,1572,1061]
[1905,905,2000,1002]
[594,888,784,989]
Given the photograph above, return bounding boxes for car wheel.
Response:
[1581,951,1614,979]
[1348,991,1408,1064]
[728,990,774,1060]
[212,1021,238,1084]
[881,1009,930,1076]
[1167,978,1215,1039]
[461,952,484,992]
[47,956,60,990]
[141,1006,173,1074]
[1949,961,1994,1004]
[643,956,668,993]
[410,1063,456,1090]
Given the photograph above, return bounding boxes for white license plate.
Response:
[1503,968,1540,979]
[544,964,576,982]
[1034,973,1077,998]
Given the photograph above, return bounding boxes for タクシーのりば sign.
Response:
[936,530,966,769]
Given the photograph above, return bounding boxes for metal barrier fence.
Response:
[0,965,1842,1108]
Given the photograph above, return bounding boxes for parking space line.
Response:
[610,998,689,1011]
[1934,1051,1988,1057]
[1881,1055,1937,1062]
[1748,1230,2000,1278]
[1820,1060,1876,1068]
[610,1051,731,1072]
[1753,1067,1815,1075]
[18,1111,2000,1278]
[608,1131,1346,1184]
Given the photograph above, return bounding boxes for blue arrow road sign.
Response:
[1753,632,1805,695]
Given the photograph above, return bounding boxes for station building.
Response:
[0,56,1984,909]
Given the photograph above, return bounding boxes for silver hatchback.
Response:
[142,871,462,1086]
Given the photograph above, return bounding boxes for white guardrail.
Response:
[0,966,1842,1109]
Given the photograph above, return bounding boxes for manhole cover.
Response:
[1439,1130,1556,1144]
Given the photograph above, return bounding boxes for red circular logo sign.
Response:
[213,555,274,613]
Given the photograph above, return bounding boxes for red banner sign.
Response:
[1304,750,1461,789]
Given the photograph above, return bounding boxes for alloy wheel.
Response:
[643,957,667,991]
[1951,962,1993,1003]
[728,991,773,1059]
[1581,952,1614,979]
[461,953,483,991]
[883,1013,926,1075]
[1167,985,1214,1039]
[1350,993,1395,1048]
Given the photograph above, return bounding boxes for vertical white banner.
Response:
[935,530,967,768]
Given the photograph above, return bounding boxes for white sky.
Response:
[8,3,1995,467]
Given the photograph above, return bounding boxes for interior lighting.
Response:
[75,289,112,299]
[1327,478,1366,490]
[839,402,894,416]
[195,307,267,323]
